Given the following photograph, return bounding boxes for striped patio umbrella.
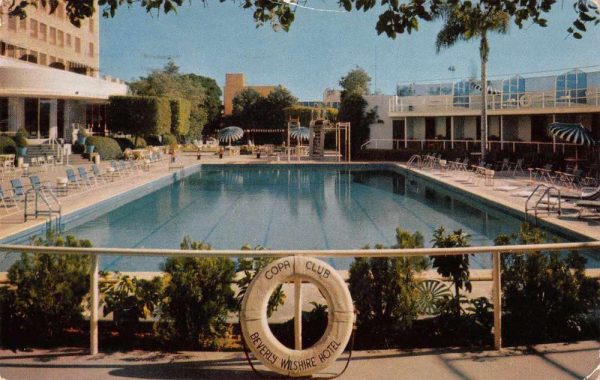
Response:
[289,126,312,142]
[218,126,244,145]
[470,81,501,95]
[548,122,596,146]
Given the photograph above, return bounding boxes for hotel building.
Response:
[0,3,127,142]
[223,73,277,116]
[366,68,600,156]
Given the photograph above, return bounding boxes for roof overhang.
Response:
[0,57,128,100]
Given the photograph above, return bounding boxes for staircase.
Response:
[25,144,90,166]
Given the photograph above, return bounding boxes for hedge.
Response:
[108,96,171,138]
[170,99,191,137]
[161,133,177,147]
[86,136,122,160]
[0,135,16,154]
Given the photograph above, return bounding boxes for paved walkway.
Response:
[403,163,600,241]
[0,340,598,379]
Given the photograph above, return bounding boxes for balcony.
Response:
[389,87,600,117]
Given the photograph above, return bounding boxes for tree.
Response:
[130,62,217,140]
[339,68,371,97]
[182,74,223,136]
[338,69,377,155]
[434,4,509,159]
[430,227,472,316]
[108,95,171,140]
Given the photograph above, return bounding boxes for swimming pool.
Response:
[0,164,594,271]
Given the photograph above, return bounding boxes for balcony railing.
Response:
[361,138,581,156]
[389,88,600,114]
[0,241,599,355]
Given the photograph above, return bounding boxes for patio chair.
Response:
[509,159,525,176]
[77,167,97,187]
[495,158,510,172]
[0,185,20,214]
[91,164,110,183]
[575,200,600,218]
[28,175,53,194]
[10,178,26,201]
[66,168,87,190]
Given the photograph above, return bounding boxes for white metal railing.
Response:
[389,87,600,114]
[0,241,599,355]
[361,138,581,154]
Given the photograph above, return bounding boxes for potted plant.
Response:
[85,138,95,154]
[14,128,28,157]
[77,129,89,146]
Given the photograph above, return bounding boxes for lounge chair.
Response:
[66,168,87,190]
[10,178,26,200]
[576,200,600,218]
[91,164,111,183]
[77,167,97,187]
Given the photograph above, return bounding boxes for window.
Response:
[453,80,471,108]
[502,75,526,103]
[39,23,47,41]
[66,33,71,47]
[19,18,27,30]
[89,18,94,33]
[49,27,56,44]
[57,30,64,47]
[556,69,587,104]
[30,19,38,38]
[88,42,94,57]
[75,37,81,53]
[39,53,47,65]
[7,17,17,31]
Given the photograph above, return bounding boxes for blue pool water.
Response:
[1,164,595,271]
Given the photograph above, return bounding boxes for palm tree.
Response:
[435,4,509,159]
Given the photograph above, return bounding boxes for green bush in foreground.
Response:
[0,235,91,346]
[154,237,236,349]
[349,228,428,347]
[86,136,122,159]
[496,223,600,345]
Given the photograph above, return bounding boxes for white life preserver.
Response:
[519,94,532,107]
[240,256,354,377]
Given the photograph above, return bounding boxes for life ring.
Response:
[519,94,532,107]
[240,256,354,377]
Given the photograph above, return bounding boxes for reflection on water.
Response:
[0,165,595,272]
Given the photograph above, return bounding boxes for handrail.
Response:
[1,240,599,355]
[525,184,549,216]
[24,187,62,223]
[533,186,561,219]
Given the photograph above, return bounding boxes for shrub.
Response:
[86,136,122,159]
[161,133,177,147]
[430,227,472,316]
[145,135,162,146]
[170,99,191,137]
[349,228,428,347]
[0,234,92,346]
[108,95,171,139]
[154,237,236,349]
[496,223,600,345]
[114,136,147,151]
[13,130,28,147]
[101,273,164,337]
[0,135,17,154]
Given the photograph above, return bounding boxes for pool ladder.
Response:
[525,184,561,221]
[24,188,63,232]
[407,154,423,169]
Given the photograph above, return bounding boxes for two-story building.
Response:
[366,69,600,156]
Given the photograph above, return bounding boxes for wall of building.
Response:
[223,73,277,116]
[1,4,99,74]
[365,95,393,149]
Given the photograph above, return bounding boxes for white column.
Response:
[404,117,408,148]
[8,97,24,132]
[500,115,504,150]
[90,254,99,355]
[450,116,455,149]
[49,100,58,139]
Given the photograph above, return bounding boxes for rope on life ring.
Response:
[519,94,532,107]
[240,256,355,378]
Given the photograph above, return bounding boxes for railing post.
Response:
[90,253,99,355]
[294,277,302,350]
[492,251,502,350]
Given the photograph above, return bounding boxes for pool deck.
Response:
[398,163,600,241]
[0,340,598,379]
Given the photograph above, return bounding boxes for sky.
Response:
[100,1,600,100]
